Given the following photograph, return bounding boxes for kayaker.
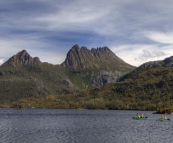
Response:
[138,114,141,118]
[164,116,167,120]
[161,116,164,120]
[141,114,144,118]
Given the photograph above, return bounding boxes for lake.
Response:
[0,108,172,143]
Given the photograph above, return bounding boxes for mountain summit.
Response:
[61,44,134,71]
[1,50,41,68]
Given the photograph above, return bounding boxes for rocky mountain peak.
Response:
[91,46,115,59]
[1,50,41,68]
[71,44,80,50]
[61,44,89,69]
[61,44,134,70]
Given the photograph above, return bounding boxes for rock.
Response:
[61,79,73,87]
[61,44,134,70]
[1,50,41,67]
[90,70,122,86]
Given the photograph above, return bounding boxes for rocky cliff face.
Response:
[90,70,122,86]
[61,44,132,70]
[1,50,41,68]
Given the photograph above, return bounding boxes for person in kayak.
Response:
[161,116,164,120]
[141,114,144,118]
[161,116,167,120]
[136,113,140,118]
[164,116,167,120]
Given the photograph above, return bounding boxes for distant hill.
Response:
[118,56,173,82]
[69,56,173,110]
[10,63,173,110]
[0,45,135,104]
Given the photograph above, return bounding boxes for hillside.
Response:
[118,56,173,81]
[71,57,173,110]
[10,56,173,110]
[0,45,135,104]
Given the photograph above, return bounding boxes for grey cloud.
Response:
[135,49,167,61]
[0,58,6,65]
[1,0,173,66]
[1,0,173,40]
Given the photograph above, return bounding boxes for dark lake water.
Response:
[0,108,173,143]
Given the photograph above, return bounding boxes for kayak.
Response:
[132,117,147,120]
[156,118,170,122]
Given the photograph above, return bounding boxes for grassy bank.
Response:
[6,94,173,112]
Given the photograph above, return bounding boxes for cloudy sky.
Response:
[0,0,173,66]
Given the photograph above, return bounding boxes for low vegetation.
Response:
[155,107,173,114]
[7,67,173,113]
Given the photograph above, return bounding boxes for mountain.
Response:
[0,45,135,104]
[0,49,76,103]
[1,50,41,68]
[61,44,133,71]
[61,44,135,86]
